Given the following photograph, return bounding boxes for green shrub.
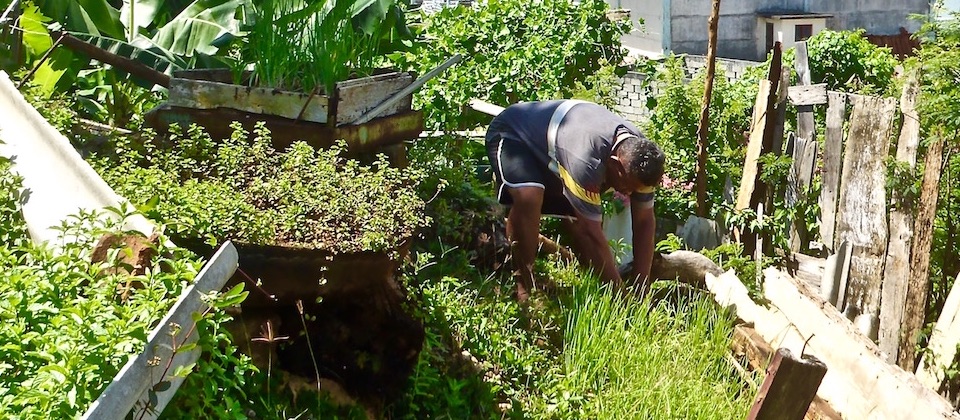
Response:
[390,0,632,131]
[644,56,755,220]
[0,167,206,416]
[91,122,430,253]
[779,29,898,95]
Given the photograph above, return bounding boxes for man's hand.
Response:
[564,215,622,288]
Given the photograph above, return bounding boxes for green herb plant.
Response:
[91,122,430,253]
[0,162,211,416]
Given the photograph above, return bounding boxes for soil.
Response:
[218,242,424,412]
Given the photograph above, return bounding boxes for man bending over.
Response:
[484,100,665,301]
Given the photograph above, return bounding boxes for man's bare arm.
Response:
[630,198,656,285]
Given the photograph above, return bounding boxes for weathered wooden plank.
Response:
[820,240,852,309]
[167,78,331,124]
[786,133,819,252]
[336,71,413,125]
[879,73,921,364]
[795,42,816,145]
[788,84,829,106]
[917,273,960,390]
[835,96,897,332]
[82,241,239,419]
[748,348,827,420]
[145,106,424,155]
[705,269,960,419]
[736,79,773,210]
[820,93,847,251]
[900,135,948,370]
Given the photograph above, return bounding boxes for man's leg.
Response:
[506,186,544,302]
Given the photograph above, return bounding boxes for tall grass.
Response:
[247,0,394,94]
[562,283,757,419]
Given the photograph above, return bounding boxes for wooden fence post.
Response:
[900,133,948,370]
[820,92,847,252]
[747,348,828,420]
[879,73,921,363]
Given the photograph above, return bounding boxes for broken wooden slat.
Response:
[82,241,239,419]
[834,96,898,336]
[794,42,817,147]
[916,272,960,391]
[787,84,828,106]
[785,133,819,252]
[820,240,852,309]
[747,348,828,420]
[820,92,847,251]
[705,269,960,419]
[735,79,773,211]
[900,134,949,370]
[879,73,921,364]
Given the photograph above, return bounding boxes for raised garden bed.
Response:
[145,69,423,164]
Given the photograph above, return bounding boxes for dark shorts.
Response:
[485,129,576,218]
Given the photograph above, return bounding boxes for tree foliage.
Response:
[388,0,632,131]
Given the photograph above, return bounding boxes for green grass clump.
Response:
[392,246,757,419]
[560,283,756,418]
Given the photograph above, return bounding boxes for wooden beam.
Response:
[732,326,842,420]
[917,272,960,390]
[880,72,921,363]
[820,92,847,251]
[834,95,898,338]
[788,84,828,106]
[705,269,960,419]
[50,30,170,88]
[82,241,239,419]
[747,348,827,420]
[900,134,948,370]
[789,42,817,253]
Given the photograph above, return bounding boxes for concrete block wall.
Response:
[615,55,761,124]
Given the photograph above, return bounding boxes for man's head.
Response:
[608,135,665,194]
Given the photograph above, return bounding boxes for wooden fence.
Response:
[738,42,923,366]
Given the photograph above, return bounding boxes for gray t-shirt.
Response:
[493,100,654,221]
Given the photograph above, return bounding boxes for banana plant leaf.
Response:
[151,0,248,57]
[119,0,166,39]
[32,0,124,39]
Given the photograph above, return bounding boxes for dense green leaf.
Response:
[151,0,246,56]
[120,0,167,39]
